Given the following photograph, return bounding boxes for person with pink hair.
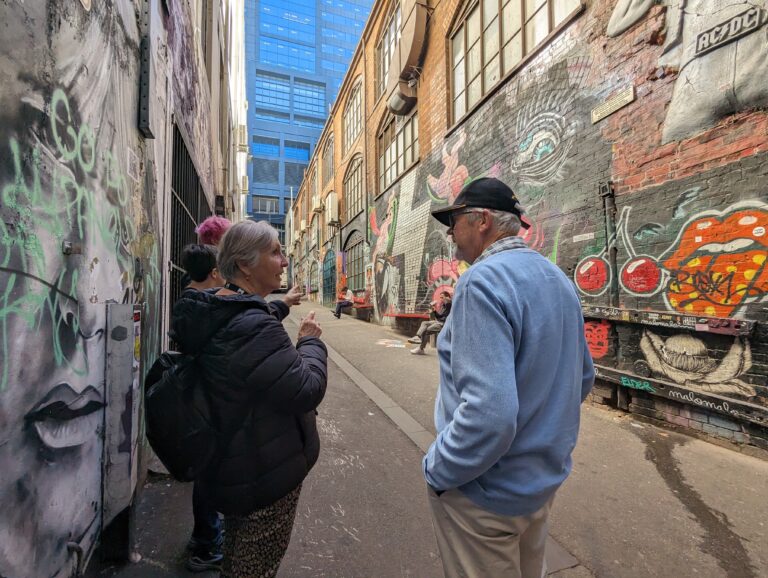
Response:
[196,216,232,246]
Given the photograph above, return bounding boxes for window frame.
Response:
[323,136,335,186]
[448,0,583,126]
[343,155,364,223]
[377,111,419,196]
[343,83,362,154]
[251,194,280,214]
[344,231,366,292]
[376,3,402,98]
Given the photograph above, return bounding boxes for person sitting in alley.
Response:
[409,290,452,355]
[333,286,354,318]
[182,244,223,291]
[170,220,327,578]
[424,178,594,578]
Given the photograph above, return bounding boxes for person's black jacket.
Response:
[433,301,451,323]
[170,288,327,515]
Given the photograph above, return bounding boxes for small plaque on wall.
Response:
[591,86,636,124]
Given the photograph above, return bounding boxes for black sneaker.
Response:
[186,549,223,572]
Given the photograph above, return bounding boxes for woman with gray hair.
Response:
[170,220,327,577]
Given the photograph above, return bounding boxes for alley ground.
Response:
[89,301,768,578]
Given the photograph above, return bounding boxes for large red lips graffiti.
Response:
[662,206,768,317]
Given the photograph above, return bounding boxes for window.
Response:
[343,84,362,153]
[323,137,334,185]
[259,38,316,73]
[344,156,364,221]
[252,195,280,213]
[310,217,319,248]
[284,197,294,213]
[377,5,402,96]
[285,141,311,161]
[344,231,365,291]
[325,191,339,238]
[253,72,290,110]
[285,162,308,187]
[294,78,326,116]
[254,108,290,123]
[294,115,325,128]
[310,262,319,292]
[378,112,418,193]
[251,135,280,156]
[450,0,580,122]
[252,158,280,183]
[274,222,286,247]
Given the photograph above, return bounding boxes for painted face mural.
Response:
[575,202,768,317]
[584,320,612,359]
[0,4,159,575]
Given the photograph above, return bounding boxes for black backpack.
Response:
[144,351,222,482]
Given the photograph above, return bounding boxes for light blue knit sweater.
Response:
[423,244,595,516]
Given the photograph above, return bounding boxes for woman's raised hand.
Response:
[298,311,322,339]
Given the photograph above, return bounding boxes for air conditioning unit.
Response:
[237,125,248,152]
[241,174,249,194]
[300,219,307,231]
[312,197,322,213]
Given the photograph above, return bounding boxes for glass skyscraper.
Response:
[245,0,373,241]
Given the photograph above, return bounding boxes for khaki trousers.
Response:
[427,487,554,578]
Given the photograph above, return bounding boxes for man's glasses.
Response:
[448,209,483,228]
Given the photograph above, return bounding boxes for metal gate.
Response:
[169,126,211,319]
[322,250,336,307]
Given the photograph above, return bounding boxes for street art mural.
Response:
[0,1,190,575]
[639,330,757,399]
[575,201,768,317]
[607,0,768,143]
[585,320,613,360]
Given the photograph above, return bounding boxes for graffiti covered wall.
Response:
[0,1,220,575]
[292,0,768,441]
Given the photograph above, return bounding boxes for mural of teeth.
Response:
[660,203,768,317]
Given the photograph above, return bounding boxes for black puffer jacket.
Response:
[170,289,327,516]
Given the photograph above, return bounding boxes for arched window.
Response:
[376,4,402,96]
[310,215,318,248]
[344,156,364,222]
[322,250,337,306]
[343,83,362,153]
[325,191,339,239]
[377,111,419,194]
[309,261,319,293]
[449,0,580,122]
[323,137,334,185]
[344,231,365,291]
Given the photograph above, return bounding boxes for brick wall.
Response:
[290,0,768,448]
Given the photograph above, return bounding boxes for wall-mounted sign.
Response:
[591,86,635,124]
[695,7,768,58]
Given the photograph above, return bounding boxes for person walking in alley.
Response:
[409,290,452,355]
[170,220,328,578]
[333,285,354,318]
[423,178,595,578]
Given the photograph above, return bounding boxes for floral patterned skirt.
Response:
[221,485,302,578]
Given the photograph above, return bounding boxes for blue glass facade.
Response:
[245,0,373,227]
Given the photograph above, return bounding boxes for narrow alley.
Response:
[88,302,768,578]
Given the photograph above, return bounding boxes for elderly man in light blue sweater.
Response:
[425,178,595,578]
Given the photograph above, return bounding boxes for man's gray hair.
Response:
[217,220,278,280]
[469,209,522,236]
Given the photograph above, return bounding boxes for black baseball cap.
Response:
[431,177,530,229]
